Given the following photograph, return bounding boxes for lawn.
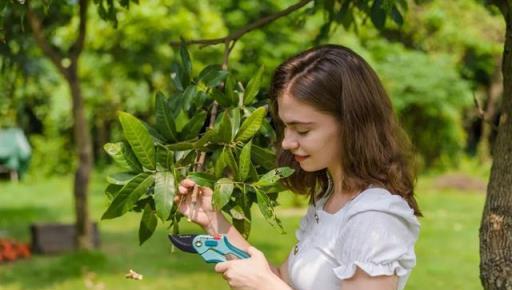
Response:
[0,166,487,290]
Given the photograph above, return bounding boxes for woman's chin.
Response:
[298,163,316,172]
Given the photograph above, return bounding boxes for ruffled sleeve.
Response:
[333,188,420,280]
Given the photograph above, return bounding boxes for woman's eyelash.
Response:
[298,131,309,135]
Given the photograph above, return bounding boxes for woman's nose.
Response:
[281,132,298,150]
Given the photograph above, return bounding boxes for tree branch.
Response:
[170,0,313,47]
[26,0,66,75]
[70,0,89,62]
[473,92,499,130]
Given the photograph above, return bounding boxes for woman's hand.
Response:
[214,247,285,290]
[176,178,219,229]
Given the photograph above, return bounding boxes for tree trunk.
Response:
[480,4,512,289]
[26,0,93,250]
[67,66,94,250]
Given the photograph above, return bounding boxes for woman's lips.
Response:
[294,155,309,162]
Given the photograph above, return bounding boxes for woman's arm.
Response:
[341,267,398,290]
[270,257,290,283]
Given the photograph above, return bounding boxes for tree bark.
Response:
[67,66,93,250]
[480,2,512,289]
[26,0,93,250]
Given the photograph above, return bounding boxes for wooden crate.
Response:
[30,223,100,254]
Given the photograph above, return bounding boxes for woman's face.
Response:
[277,93,342,173]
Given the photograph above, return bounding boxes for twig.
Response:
[473,92,499,130]
[26,0,65,74]
[26,0,89,73]
[169,0,313,48]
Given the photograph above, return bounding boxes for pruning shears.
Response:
[168,234,250,263]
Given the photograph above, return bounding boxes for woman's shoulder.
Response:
[346,186,420,227]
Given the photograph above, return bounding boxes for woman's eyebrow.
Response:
[284,121,314,126]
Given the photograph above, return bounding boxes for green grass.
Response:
[0,168,487,290]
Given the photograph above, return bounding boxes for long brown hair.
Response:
[268,44,422,216]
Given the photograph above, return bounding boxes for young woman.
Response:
[176,44,422,290]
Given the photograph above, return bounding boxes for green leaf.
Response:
[251,144,276,170]
[119,112,155,170]
[253,167,295,187]
[243,66,264,105]
[235,107,267,142]
[233,218,251,239]
[180,110,207,140]
[232,196,251,238]
[215,149,227,179]
[199,65,229,88]
[182,85,197,111]
[229,205,249,221]
[255,189,273,219]
[166,142,195,151]
[156,145,174,171]
[139,204,158,245]
[371,0,387,29]
[107,172,136,185]
[195,128,218,148]
[175,150,197,167]
[213,178,234,210]
[238,140,252,182]
[154,171,175,221]
[225,74,238,106]
[179,42,192,81]
[171,62,184,91]
[211,89,232,107]
[187,172,216,188]
[249,162,259,181]
[144,122,168,143]
[390,5,403,26]
[155,92,178,142]
[104,142,143,172]
[102,173,154,220]
[230,107,241,138]
[105,184,123,200]
[217,111,233,143]
[175,110,189,133]
[198,64,220,79]
[225,148,238,179]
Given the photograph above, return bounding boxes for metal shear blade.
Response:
[168,234,197,254]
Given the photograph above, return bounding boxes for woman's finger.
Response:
[181,178,196,187]
[198,186,213,195]
[214,261,229,273]
[178,185,188,194]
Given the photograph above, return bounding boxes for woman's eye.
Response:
[297,131,309,136]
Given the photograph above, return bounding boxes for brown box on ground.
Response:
[30,223,100,254]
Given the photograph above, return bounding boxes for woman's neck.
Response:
[328,166,346,197]
[327,166,360,198]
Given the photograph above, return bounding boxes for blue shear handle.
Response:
[192,235,250,263]
[223,236,250,259]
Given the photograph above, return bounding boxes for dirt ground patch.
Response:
[433,173,487,193]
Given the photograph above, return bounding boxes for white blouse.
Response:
[287,187,420,290]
